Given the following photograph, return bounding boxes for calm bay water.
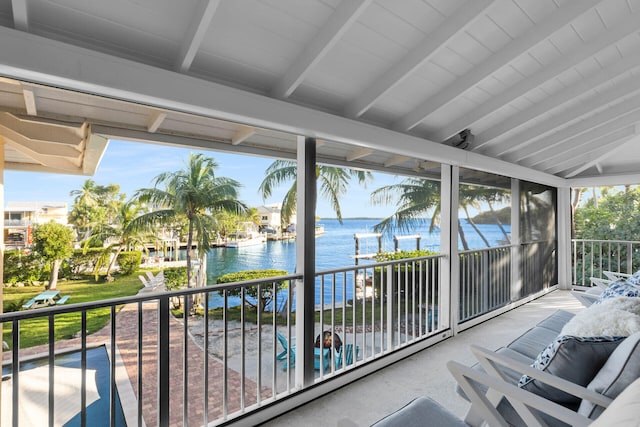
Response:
[198,218,510,308]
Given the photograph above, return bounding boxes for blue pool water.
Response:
[3,346,126,426]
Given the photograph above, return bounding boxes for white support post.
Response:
[510,179,521,300]
[556,187,572,289]
[295,135,316,387]
[441,165,458,334]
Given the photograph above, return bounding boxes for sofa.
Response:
[372,275,640,426]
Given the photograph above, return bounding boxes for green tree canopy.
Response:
[258,160,373,226]
[32,221,75,289]
[574,187,640,240]
[133,153,247,288]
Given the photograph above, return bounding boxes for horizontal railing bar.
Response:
[572,238,640,244]
[0,273,303,322]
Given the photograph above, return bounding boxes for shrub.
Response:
[216,269,289,314]
[68,248,104,276]
[117,251,142,275]
[164,267,188,291]
[3,250,46,284]
[375,249,437,262]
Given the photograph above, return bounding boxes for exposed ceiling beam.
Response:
[0,113,81,146]
[506,97,640,165]
[394,0,598,132]
[346,147,373,161]
[231,125,256,145]
[21,86,37,115]
[175,0,221,72]
[5,138,81,171]
[383,155,411,167]
[0,123,82,157]
[147,111,167,132]
[427,12,640,142]
[270,0,372,99]
[474,51,640,151]
[563,135,638,178]
[484,75,640,158]
[539,126,635,173]
[569,171,640,187]
[0,26,566,187]
[345,0,494,118]
[11,0,28,31]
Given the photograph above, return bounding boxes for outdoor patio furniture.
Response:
[22,291,69,309]
[335,344,360,369]
[277,333,295,366]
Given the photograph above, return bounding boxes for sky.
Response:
[4,139,403,219]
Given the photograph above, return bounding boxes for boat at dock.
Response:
[226,222,267,248]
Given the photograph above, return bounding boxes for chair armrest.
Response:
[470,345,612,409]
[448,360,592,427]
[589,277,612,289]
[602,271,631,281]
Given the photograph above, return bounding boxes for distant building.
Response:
[257,204,282,233]
[4,201,68,249]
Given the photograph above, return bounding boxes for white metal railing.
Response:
[572,239,640,286]
[313,254,444,380]
[458,246,511,323]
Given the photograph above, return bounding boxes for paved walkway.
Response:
[3,302,269,426]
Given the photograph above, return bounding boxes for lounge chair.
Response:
[277,332,295,366]
[335,344,360,369]
[373,344,640,427]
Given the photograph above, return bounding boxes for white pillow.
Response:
[561,297,640,337]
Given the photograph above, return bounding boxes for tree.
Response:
[371,178,509,250]
[258,160,372,226]
[69,179,125,242]
[32,221,75,290]
[133,153,247,288]
[89,199,151,280]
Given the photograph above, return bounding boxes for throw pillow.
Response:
[518,335,625,404]
[594,280,640,304]
[578,332,640,419]
[560,297,640,337]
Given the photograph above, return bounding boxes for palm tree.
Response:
[132,153,247,287]
[90,199,151,280]
[371,178,509,250]
[258,160,372,225]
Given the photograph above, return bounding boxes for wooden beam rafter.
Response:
[271,0,372,99]
[175,0,221,72]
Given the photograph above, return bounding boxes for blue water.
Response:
[199,218,510,309]
[2,346,126,426]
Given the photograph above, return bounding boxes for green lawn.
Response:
[2,274,144,349]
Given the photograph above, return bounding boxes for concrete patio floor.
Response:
[260,290,583,426]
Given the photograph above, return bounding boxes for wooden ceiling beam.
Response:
[474,51,640,151]
[485,75,640,158]
[271,0,372,99]
[394,0,598,133]
[426,10,640,142]
[175,0,221,72]
[345,0,493,118]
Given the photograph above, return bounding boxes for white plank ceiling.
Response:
[1,0,640,183]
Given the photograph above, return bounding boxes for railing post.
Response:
[627,242,633,274]
[386,265,393,352]
[158,296,170,427]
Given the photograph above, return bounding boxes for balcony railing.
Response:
[572,239,640,286]
[0,247,562,426]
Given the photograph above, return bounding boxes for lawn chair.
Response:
[335,344,360,369]
[277,332,295,367]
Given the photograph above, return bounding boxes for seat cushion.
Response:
[518,335,625,404]
[370,397,467,427]
[536,310,576,334]
[578,332,640,419]
[508,326,559,359]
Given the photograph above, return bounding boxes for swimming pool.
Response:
[3,345,127,426]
